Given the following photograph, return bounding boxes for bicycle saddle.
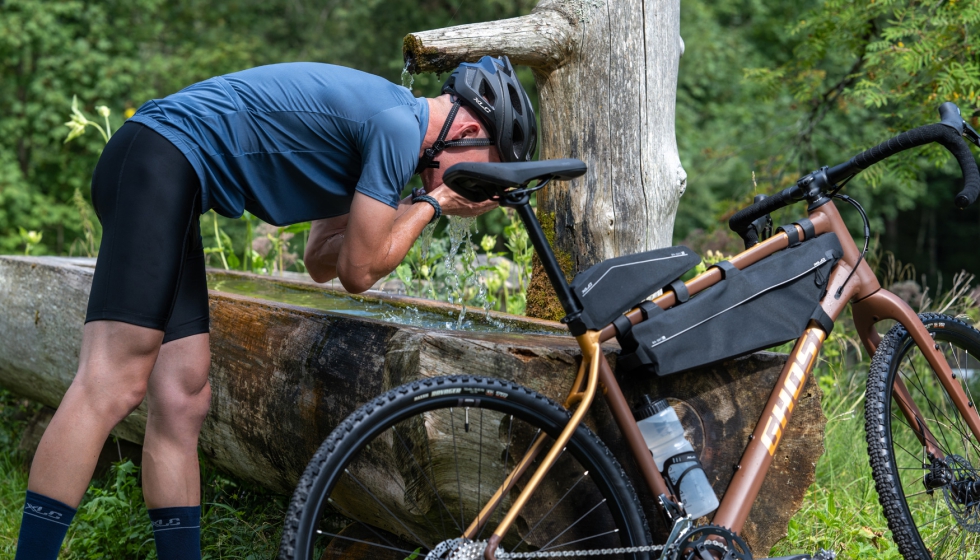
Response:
[443,159,587,202]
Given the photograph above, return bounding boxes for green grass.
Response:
[769,353,904,559]
[0,390,286,559]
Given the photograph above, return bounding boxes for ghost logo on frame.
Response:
[760,328,824,456]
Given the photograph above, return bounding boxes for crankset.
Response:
[668,525,752,560]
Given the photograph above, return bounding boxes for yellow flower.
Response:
[124,107,136,119]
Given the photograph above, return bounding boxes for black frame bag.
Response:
[617,233,843,377]
[571,246,701,330]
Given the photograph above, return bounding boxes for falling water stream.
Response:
[444,216,475,329]
[401,60,415,90]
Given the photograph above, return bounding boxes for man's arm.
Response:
[305,187,495,292]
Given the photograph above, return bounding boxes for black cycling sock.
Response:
[14,490,77,560]
[149,505,202,560]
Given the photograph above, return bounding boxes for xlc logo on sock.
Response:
[153,518,183,529]
[15,491,77,560]
[25,502,65,521]
[148,505,201,560]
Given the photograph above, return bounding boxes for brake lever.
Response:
[963,120,980,148]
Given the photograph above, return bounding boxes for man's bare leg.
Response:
[142,333,211,508]
[28,320,164,507]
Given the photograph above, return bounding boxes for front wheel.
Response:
[279,375,652,560]
[866,313,980,559]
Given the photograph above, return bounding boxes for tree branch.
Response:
[403,5,575,74]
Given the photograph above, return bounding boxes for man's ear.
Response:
[451,119,483,140]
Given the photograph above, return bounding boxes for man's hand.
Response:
[427,184,498,217]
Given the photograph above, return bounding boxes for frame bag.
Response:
[570,246,701,330]
[617,232,843,377]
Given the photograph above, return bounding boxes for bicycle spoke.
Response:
[343,468,434,550]
[391,423,462,535]
[901,355,960,455]
[478,407,484,535]
[449,408,465,529]
[425,419,449,538]
[538,528,619,552]
[477,414,515,543]
[314,530,419,556]
[513,466,586,550]
[326,497,404,553]
[537,498,607,552]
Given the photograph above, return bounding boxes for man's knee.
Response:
[149,360,212,428]
[75,365,151,422]
[183,379,212,426]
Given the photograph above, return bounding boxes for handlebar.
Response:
[728,187,798,238]
[729,102,980,237]
[827,123,980,205]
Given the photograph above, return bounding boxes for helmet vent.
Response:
[508,85,523,116]
[479,79,496,105]
[511,120,525,157]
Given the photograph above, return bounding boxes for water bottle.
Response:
[633,395,719,518]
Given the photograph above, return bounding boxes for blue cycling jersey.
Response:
[130,62,429,226]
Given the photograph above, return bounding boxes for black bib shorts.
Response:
[85,122,210,344]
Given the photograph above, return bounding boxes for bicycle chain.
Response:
[495,544,666,559]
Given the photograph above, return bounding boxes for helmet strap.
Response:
[414,100,493,175]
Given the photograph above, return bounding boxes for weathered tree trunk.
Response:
[404,0,687,319]
[0,256,823,552]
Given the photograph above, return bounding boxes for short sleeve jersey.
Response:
[130,62,429,226]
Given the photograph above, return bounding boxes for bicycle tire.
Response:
[866,313,980,559]
[279,375,652,560]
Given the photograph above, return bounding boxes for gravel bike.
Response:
[279,102,980,560]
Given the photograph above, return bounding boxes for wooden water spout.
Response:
[0,256,825,552]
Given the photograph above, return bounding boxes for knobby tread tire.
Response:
[278,375,652,560]
[864,313,980,560]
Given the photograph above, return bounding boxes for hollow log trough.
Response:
[0,256,825,553]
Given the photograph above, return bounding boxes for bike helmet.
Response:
[415,55,537,174]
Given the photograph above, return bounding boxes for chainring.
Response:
[672,525,752,560]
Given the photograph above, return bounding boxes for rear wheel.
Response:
[866,313,980,559]
[279,375,652,560]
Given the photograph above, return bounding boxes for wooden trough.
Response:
[0,256,825,552]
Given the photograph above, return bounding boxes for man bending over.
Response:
[15,55,536,560]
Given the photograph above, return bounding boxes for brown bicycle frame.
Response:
[479,198,980,559]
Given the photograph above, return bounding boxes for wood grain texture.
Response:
[0,257,822,552]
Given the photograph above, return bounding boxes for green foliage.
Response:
[0,387,285,559]
[393,210,533,315]
[0,0,534,257]
[66,460,156,558]
[675,0,980,289]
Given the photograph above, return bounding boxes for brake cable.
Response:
[831,193,871,299]
[826,173,856,199]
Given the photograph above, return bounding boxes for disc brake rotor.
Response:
[943,454,980,533]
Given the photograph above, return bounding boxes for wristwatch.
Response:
[412,187,442,224]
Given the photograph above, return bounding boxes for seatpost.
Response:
[510,198,585,332]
